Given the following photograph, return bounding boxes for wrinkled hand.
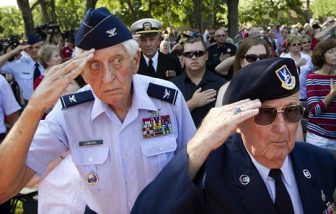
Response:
[188,99,261,155]
[191,88,217,108]
[219,53,231,62]
[29,49,95,112]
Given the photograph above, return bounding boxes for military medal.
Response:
[87,171,99,185]
[142,110,172,138]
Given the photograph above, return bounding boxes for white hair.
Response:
[74,39,139,58]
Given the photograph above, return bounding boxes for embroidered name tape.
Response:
[60,90,95,109]
[147,83,178,104]
[79,140,103,147]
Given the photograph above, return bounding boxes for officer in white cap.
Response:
[130,18,183,80]
[0,7,196,214]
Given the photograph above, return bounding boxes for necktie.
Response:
[147,59,156,77]
[269,169,294,214]
[34,62,41,81]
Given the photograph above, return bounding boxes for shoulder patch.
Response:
[60,90,95,109]
[147,83,178,104]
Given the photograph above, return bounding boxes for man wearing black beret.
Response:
[132,57,336,213]
[0,7,195,213]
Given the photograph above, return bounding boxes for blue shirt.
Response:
[26,74,196,213]
[1,55,44,100]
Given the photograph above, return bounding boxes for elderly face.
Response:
[288,39,301,53]
[238,93,300,168]
[82,45,139,108]
[214,29,227,45]
[182,41,208,73]
[139,33,161,58]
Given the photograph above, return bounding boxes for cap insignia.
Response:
[106,28,117,37]
[275,65,296,90]
[143,22,152,31]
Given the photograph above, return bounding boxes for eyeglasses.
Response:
[245,54,269,62]
[182,50,206,58]
[254,105,304,126]
[216,34,226,37]
[291,43,301,46]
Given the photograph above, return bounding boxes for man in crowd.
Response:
[206,27,236,76]
[130,18,183,80]
[0,34,44,104]
[0,7,195,213]
[171,36,225,127]
[132,58,336,213]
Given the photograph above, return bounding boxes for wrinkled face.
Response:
[238,93,300,168]
[182,41,208,73]
[82,45,139,107]
[26,42,42,60]
[241,44,268,67]
[324,47,336,66]
[139,33,161,58]
[46,50,62,67]
[214,29,227,45]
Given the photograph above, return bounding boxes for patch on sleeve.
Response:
[60,90,95,109]
[147,83,178,104]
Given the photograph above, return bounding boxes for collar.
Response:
[143,51,159,66]
[248,150,295,188]
[90,75,158,121]
[184,70,219,85]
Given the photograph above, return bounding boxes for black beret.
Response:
[222,58,299,105]
[75,7,133,50]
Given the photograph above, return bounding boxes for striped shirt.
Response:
[306,73,336,139]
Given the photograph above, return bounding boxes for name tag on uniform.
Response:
[79,140,103,147]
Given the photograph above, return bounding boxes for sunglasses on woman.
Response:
[245,54,269,63]
[182,50,206,58]
[254,104,304,126]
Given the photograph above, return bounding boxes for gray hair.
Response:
[74,39,139,58]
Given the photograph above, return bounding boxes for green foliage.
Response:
[311,0,336,19]
[0,6,24,38]
[55,0,86,31]
[239,0,306,28]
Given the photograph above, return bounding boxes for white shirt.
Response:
[250,154,304,214]
[26,74,196,213]
[0,75,21,133]
[143,51,159,72]
[1,55,44,100]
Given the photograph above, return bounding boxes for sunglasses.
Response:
[291,43,301,46]
[182,50,206,58]
[302,41,311,44]
[216,34,226,37]
[245,54,269,62]
[254,105,304,126]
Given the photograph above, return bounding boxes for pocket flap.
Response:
[140,137,177,157]
[71,146,109,165]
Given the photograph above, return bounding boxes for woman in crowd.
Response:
[306,38,336,157]
[301,34,313,57]
[280,34,313,101]
[215,37,271,106]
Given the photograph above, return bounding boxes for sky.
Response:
[0,0,17,7]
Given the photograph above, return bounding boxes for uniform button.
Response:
[88,157,93,162]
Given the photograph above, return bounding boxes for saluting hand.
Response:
[29,49,95,112]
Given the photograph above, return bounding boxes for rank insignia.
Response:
[142,111,172,138]
[87,171,99,185]
[147,83,178,104]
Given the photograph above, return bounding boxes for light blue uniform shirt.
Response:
[1,55,44,100]
[26,74,196,213]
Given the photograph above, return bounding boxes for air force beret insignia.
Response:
[60,90,95,109]
[275,65,296,90]
[147,83,178,104]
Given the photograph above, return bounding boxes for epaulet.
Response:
[147,83,178,105]
[60,90,95,109]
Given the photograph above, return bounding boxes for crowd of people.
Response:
[0,6,334,214]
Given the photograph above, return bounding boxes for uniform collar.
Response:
[143,51,159,65]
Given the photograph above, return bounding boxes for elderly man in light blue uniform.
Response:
[0,7,195,213]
